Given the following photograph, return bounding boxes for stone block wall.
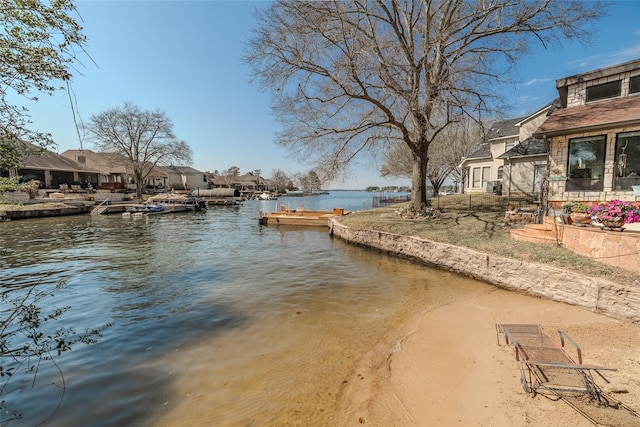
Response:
[329,218,640,323]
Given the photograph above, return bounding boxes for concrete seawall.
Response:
[329,218,640,323]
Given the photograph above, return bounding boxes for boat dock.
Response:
[496,323,640,425]
[259,206,348,227]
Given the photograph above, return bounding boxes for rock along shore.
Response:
[329,218,640,323]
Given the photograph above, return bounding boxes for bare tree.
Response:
[246,0,603,211]
[381,118,484,194]
[85,102,193,197]
[219,166,240,188]
[1,0,88,170]
[269,168,290,193]
[295,170,322,194]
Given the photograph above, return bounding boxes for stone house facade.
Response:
[533,58,640,208]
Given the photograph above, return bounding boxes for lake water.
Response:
[0,191,487,426]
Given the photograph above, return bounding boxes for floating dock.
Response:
[259,206,348,227]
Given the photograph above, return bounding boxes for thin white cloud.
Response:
[525,78,552,86]
[567,46,640,72]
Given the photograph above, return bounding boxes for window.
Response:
[504,138,516,151]
[533,165,546,193]
[481,166,491,188]
[630,75,640,95]
[77,155,86,163]
[566,135,606,191]
[613,131,640,191]
[472,167,481,188]
[586,80,621,102]
[497,166,504,180]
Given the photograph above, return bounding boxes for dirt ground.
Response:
[335,286,640,426]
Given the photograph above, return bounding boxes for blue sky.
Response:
[22,0,640,189]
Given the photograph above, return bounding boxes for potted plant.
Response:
[568,202,591,226]
[588,199,640,230]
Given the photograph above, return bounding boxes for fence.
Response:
[371,193,412,208]
[373,192,541,212]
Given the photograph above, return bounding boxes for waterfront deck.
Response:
[259,207,348,227]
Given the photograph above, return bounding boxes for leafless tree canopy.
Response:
[85,102,193,197]
[381,117,484,193]
[246,0,603,210]
[269,168,290,193]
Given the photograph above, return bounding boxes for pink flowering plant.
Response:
[588,200,640,224]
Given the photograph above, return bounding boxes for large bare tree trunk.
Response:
[411,150,428,211]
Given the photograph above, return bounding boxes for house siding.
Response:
[566,69,640,107]
[542,58,640,208]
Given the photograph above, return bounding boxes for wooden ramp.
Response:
[496,323,640,426]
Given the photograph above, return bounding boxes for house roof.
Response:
[61,149,169,177]
[23,146,98,173]
[532,95,640,138]
[160,165,203,174]
[497,137,547,159]
[464,142,491,160]
[487,117,524,140]
[62,149,127,174]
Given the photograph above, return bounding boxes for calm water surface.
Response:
[1,192,484,426]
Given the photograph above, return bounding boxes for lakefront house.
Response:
[460,100,556,196]
[533,58,640,209]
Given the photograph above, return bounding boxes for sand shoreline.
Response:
[335,285,640,426]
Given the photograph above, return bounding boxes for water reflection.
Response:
[1,193,481,426]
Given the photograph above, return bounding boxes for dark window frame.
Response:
[630,75,640,95]
[586,80,622,102]
[566,135,606,192]
[613,130,640,191]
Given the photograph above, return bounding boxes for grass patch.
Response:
[0,202,78,212]
[339,201,640,286]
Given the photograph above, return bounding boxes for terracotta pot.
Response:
[570,213,591,226]
[601,219,625,230]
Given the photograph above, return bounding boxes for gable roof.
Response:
[23,145,98,173]
[533,96,640,138]
[497,137,547,159]
[464,142,491,160]
[160,165,203,175]
[61,149,168,177]
[487,117,524,140]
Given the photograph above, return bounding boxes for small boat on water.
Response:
[147,193,208,211]
[126,204,165,213]
[258,205,349,227]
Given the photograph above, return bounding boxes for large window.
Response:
[613,131,640,191]
[472,167,481,188]
[586,80,621,102]
[504,138,516,151]
[630,75,640,95]
[481,166,491,188]
[533,164,546,193]
[566,135,605,191]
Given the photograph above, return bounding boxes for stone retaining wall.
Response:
[329,218,640,323]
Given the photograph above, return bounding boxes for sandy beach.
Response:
[335,285,640,426]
